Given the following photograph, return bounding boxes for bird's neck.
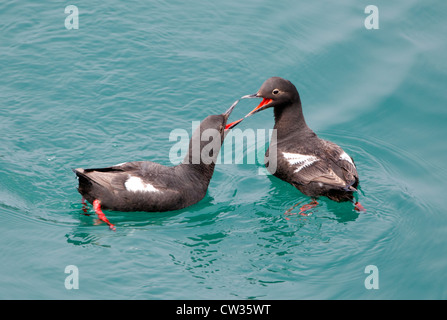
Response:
[273,101,314,141]
[180,163,216,188]
[180,135,221,184]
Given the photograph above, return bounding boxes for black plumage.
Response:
[243,77,359,202]
[74,103,242,212]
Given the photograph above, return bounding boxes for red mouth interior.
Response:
[248,98,273,115]
[225,118,243,130]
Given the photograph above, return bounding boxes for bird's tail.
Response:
[73,168,94,196]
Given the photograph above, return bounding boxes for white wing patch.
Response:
[339,152,354,166]
[282,152,319,173]
[115,162,126,166]
[125,176,160,193]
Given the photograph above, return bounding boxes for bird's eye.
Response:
[272,89,280,95]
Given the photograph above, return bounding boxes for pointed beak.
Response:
[244,96,273,118]
[241,93,259,99]
[223,99,243,132]
[223,99,239,119]
[224,118,243,131]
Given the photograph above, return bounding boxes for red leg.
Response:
[297,200,319,216]
[285,200,319,218]
[81,197,90,215]
[93,199,116,231]
[354,202,366,212]
[285,201,302,216]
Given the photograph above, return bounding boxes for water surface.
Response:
[1,0,446,299]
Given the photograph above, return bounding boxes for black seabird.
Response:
[242,77,364,214]
[74,102,243,229]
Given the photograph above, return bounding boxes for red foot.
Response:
[298,200,319,216]
[354,202,366,212]
[93,199,116,231]
[285,200,318,217]
[285,202,301,215]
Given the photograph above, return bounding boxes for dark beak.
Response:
[241,93,259,99]
[243,93,273,118]
[223,99,239,119]
[223,99,243,131]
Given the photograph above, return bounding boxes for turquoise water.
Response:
[1,0,446,299]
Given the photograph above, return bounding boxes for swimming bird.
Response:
[242,77,364,214]
[74,101,243,229]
